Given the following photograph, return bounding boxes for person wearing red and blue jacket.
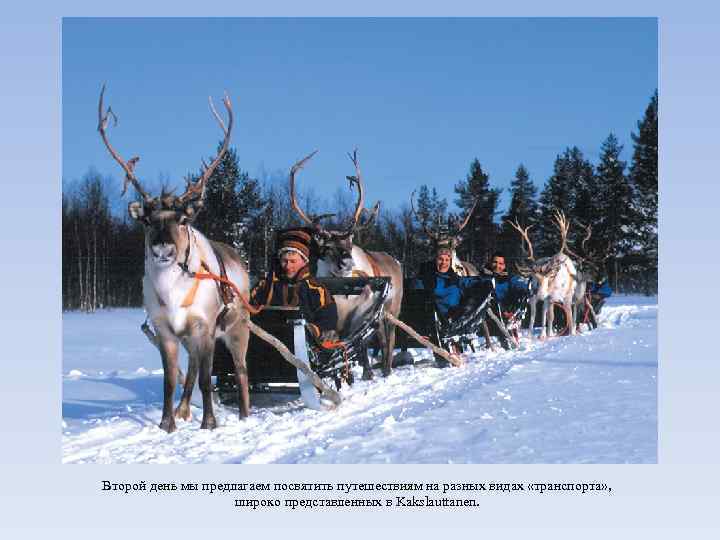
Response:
[250,229,338,342]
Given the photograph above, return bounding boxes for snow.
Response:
[62,296,657,464]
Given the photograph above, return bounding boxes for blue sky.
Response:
[62,17,657,216]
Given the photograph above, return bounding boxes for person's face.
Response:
[280,252,306,279]
[436,252,452,273]
[491,256,506,273]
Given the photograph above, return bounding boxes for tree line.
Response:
[62,91,657,311]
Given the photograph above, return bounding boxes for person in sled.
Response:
[415,246,493,365]
[587,278,613,315]
[415,245,494,328]
[482,251,532,341]
[250,228,338,343]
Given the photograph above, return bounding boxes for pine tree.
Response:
[454,159,501,266]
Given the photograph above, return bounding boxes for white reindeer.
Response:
[509,211,577,340]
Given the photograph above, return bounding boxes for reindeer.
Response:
[98,85,251,433]
[566,221,609,331]
[289,150,403,377]
[410,191,480,278]
[508,211,577,340]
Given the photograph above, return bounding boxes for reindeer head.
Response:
[289,149,380,277]
[410,191,479,257]
[98,84,233,268]
[508,210,573,284]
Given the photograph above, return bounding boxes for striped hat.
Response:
[277,229,312,262]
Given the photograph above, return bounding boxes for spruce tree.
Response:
[498,164,539,265]
[454,159,501,266]
[595,133,633,288]
[413,184,436,262]
[192,143,265,271]
[590,133,634,257]
[192,144,245,246]
[538,147,593,255]
[629,90,658,264]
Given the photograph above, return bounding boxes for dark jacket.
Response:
[250,266,338,337]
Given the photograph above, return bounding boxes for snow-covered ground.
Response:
[62,295,657,464]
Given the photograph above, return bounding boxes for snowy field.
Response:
[62,295,657,464]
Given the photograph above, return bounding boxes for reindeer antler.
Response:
[552,210,571,255]
[566,219,592,262]
[97,84,151,201]
[507,218,535,261]
[288,150,319,227]
[454,197,479,236]
[345,148,365,230]
[177,93,234,205]
[355,201,381,232]
[322,148,379,238]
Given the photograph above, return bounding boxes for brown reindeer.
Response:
[410,191,480,277]
[508,210,578,339]
[98,85,251,433]
[289,150,403,377]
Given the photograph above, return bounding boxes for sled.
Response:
[395,275,522,359]
[213,276,390,407]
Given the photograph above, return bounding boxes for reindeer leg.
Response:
[382,319,397,377]
[175,343,198,423]
[482,321,495,351]
[529,298,536,340]
[180,318,217,429]
[158,336,180,433]
[540,298,550,340]
[198,338,218,430]
[564,301,576,336]
[573,302,580,333]
[360,343,373,381]
[225,322,251,419]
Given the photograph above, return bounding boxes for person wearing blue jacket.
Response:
[588,278,613,314]
[416,247,486,320]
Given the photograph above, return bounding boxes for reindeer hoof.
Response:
[174,404,192,422]
[381,366,392,377]
[159,418,176,433]
[200,416,217,430]
[362,368,374,381]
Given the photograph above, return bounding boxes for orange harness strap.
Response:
[180,263,263,316]
[183,260,353,378]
